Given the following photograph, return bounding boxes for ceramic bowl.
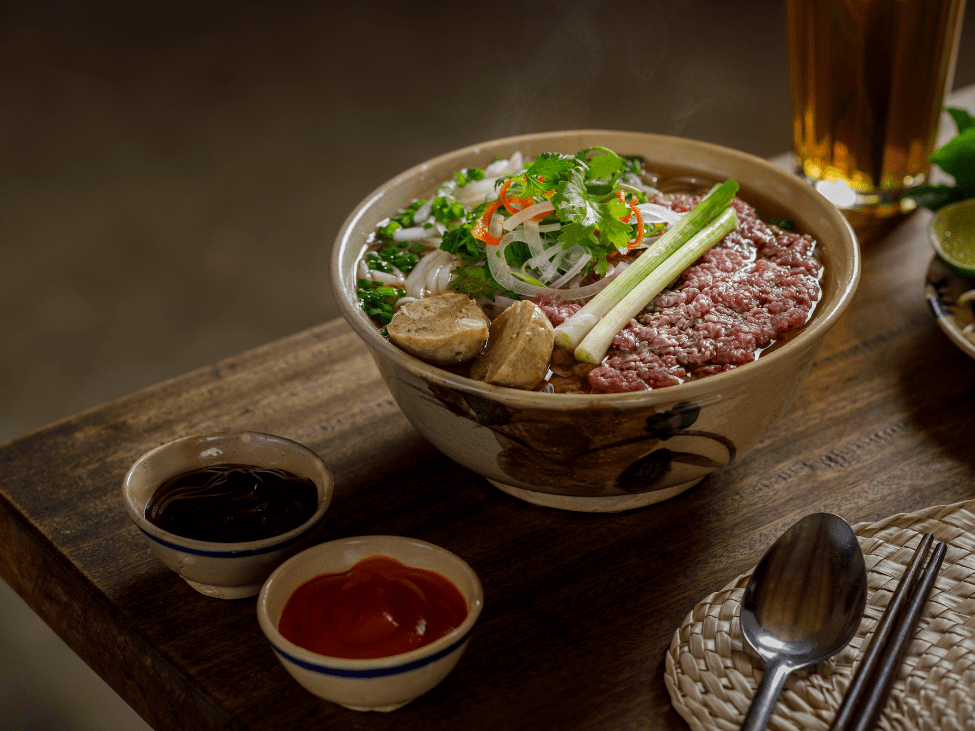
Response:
[330,130,860,512]
[122,431,334,599]
[256,535,483,712]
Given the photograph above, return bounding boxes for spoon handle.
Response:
[740,661,793,731]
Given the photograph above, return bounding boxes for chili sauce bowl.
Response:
[256,535,484,712]
[330,130,860,512]
[121,431,334,599]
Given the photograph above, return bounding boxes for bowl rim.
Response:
[256,535,485,674]
[330,129,860,406]
[121,431,334,556]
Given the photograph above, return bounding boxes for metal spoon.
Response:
[739,513,867,731]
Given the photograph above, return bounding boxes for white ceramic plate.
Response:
[925,255,975,360]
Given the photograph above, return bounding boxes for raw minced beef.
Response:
[534,195,823,394]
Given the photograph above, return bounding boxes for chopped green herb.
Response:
[432,196,466,223]
[769,217,793,230]
[454,167,485,187]
[356,280,405,324]
[365,243,420,274]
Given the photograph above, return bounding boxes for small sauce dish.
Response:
[256,535,484,712]
[121,431,334,599]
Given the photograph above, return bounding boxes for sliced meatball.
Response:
[387,292,489,365]
[471,300,554,390]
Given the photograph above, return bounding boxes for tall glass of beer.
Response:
[787,0,966,219]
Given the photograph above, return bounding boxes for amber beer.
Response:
[787,0,966,216]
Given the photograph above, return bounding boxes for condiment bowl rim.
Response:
[331,128,860,405]
[122,430,334,553]
[256,535,485,671]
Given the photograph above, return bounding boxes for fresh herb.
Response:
[769,216,793,230]
[512,153,575,197]
[491,147,649,275]
[447,263,519,299]
[440,225,483,260]
[357,280,404,324]
[365,242,420,274]
[454,167,485,188]
[378,199,427,239]
[431,195,467,224]
[908,107,975,211]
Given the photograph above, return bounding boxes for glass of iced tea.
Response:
[787,0,966,220]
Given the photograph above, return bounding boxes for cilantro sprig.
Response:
[908,107,975,211]
[441,148,652,296]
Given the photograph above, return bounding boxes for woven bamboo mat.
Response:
[664,500,975,731]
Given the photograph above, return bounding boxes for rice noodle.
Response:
[395,295,419,308]
[393,225,437,242]
[363,268,407,286]
[436,260,454,293]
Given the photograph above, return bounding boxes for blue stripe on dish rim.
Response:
[270,626,474,678]
[137,523,317,558]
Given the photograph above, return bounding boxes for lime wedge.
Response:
[930,198,975,277]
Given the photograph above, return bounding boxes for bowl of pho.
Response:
[330,131,859,512]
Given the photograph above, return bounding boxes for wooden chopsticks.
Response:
[830,532,948,731]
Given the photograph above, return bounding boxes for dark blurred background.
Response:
[1,2,974,729]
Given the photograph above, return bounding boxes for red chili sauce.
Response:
[144,463,318,543]
[277,555,469,660]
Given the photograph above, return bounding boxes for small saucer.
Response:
[925,255,975,360]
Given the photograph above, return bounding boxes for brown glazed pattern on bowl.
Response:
[330,131,859,512]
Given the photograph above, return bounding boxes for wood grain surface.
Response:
[2,90,975,731]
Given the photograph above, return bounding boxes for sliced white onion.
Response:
[412,199,433,225]
[487,233,617,301]
[547,246,591,289]
[526,239,566,282]
[502,200,555,230]
[488,211,504,239]
[637,202,683,225]
[454,178,498,206]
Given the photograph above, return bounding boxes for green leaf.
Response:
[907,183,967,211]
[440,225,484,260]
[908,108,975,210]
[596,204,634,250]
[947,107,975,134]
[553,166,602,228]
[558,220,598,249]
[582,147,624,182]
[447,263,517,299]
[930,127,975,190]
[519,153,575,197]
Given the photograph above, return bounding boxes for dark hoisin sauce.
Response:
[145,463,318,543]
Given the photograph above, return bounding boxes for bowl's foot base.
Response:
[183,577,262,599]
[487,479,703,512]
[338,700,412,713]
